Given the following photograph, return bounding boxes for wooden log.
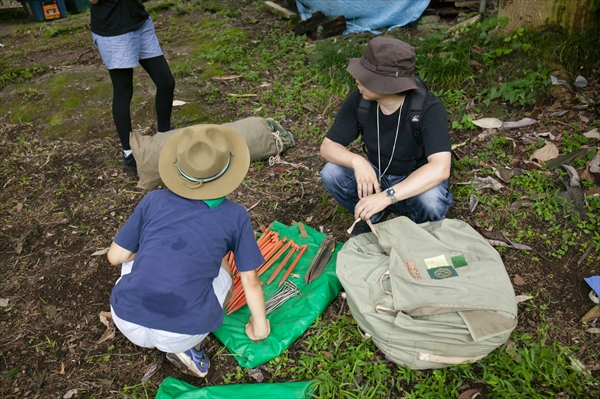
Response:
[294,10,328,35]
[264,1,297,21]
[309,15,346,40]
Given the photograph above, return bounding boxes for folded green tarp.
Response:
[156,376,316,399]
[213,221,343,368]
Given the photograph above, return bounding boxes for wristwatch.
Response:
[385,187,398,204]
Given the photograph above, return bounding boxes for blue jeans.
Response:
[320,162,453,224]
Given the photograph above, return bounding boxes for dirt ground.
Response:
[1,2,599,398]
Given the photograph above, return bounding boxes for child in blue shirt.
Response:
[107,125,270,377]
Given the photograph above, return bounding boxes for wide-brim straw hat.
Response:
[347,36,418,94]
[158,124,250,200]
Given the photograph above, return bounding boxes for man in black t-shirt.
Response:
[319,37,453,235]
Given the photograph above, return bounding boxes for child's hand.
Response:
[245,317,270,340]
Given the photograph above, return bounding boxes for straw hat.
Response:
[158,125,250,200]
[347,37,418,94]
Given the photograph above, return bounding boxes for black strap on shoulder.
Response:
[410,78,428,147]
[356,78,428,148]
[357,96,371,153]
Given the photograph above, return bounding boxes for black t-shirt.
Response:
[90,0,149,37]
[326,89,451,177]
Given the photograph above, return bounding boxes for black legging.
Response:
[108,55,175,151]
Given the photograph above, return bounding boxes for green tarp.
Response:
[213,221,343,368]
[156,376,315,399]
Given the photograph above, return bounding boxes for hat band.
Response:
[176,153,232,187]
[360,57,413,77]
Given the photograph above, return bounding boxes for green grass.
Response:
[267,315,597,398]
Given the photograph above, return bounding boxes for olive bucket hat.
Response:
[347,36,418,94]
[158,125,250,200]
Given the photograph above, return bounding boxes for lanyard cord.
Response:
[376,99,404,183]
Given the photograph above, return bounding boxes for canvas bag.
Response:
[130,117,295,190]
[336,216,518,370]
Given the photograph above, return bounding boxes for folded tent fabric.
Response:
[155,376,316,399]
[131,117,295,190]
[213,221,343,369]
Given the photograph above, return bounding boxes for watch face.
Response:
[386,188,396,199]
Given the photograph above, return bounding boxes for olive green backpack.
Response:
[336,216,518,370]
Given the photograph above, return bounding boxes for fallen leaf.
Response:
[172,100,186,106]
[514,275,525,286]
[91,248,109,256]
[46,305,58,319]
[509,200,534,211]
[469,176,504,191]
[98,327,116,344]
[590,151,600,174]
[305,215,314,223]
[530,143,559,163]
[248,368,264,382]
[545,148,588,169]
[516,295,534,303]
[574,75,588,87]
[303,103,317,113]
[586,187,600,196]
[551,75,568,85]
[469,60,485,69]
[557,177,587,220]
[535,131,556,140]
[583,128,599,139]
[581,305,600,323]
[458,388,482,399]
[211,75,242,81]
[472,117,502,129]
[586,327,600,334]
[560,164,580,187]
[15,202,23,212]
[503,118,537,129]
[63,389,78,399]
[98,311,115,343]
[141,357,163,383]
[549,110,568,117]
[469,194,478,213]
[226,93,257,98]
[0,298,8,307]
[495,166,519,183]
[505,339,518,362]
[579,164,595,182]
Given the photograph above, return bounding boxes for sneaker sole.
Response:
[166,352,208,378]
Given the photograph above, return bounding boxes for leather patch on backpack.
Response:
[404,260,422,280]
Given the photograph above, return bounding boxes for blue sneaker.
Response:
[166,344,210,378]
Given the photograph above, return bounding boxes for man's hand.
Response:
[245,317,270,340]
[351,156,380,199]
[354,191,391,220]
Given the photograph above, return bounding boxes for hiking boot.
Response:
[123,153,137,171]
[166,344,210,378]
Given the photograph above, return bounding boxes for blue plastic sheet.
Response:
[584,276,600,297]
[296,0,430,34]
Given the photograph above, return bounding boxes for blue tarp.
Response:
[584,276,600,298]
[296,0,430,34]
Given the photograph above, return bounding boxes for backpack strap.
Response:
[357,97,371,154]
[410,78,428,148]
[356,78,428,154]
